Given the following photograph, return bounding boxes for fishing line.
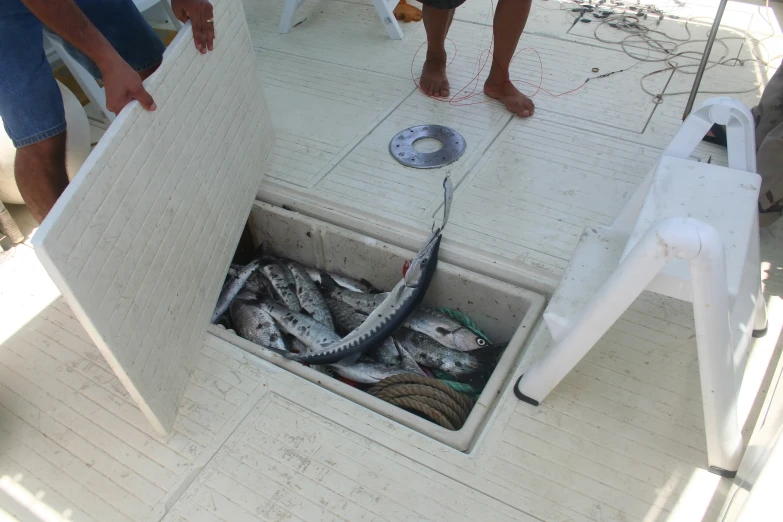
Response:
[409,0,590,107]
[586,0,780,101]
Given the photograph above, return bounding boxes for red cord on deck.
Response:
[409,0,587,106]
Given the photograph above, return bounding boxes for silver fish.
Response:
[326,286,487,352]
[260,261,302,312]
[259,300,340,352]
[404,308,490,352]
[329,338,424,383]
[278,317,416,382]
[327,299,402,367]
[285,176,453,365]
[306,267,380,294]
[242,271,272,297]
[323,285,386,314]
[211,258,261,323]
[229,296,289,353]
[285,260,335,330]
[394,328,504,385]
[326,298,372,335]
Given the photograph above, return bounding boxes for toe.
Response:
[439,85,450,97]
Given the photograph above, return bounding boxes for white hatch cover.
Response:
[33,0,274,435]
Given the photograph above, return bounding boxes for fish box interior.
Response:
[209,200,545,452]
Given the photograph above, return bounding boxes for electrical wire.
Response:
[408,0,780,106]
[580,0,780,102]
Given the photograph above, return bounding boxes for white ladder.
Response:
[515,97,768,478]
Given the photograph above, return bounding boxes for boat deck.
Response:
[1,0,782,520]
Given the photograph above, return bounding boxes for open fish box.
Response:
[32,0,544,453]
[209,201,544,450]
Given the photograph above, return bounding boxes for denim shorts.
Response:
[0,0,166,148]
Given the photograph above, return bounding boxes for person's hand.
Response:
[100,56,156,114]
[171,0,215,54]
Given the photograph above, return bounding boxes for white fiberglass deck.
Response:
[0,0,782,520]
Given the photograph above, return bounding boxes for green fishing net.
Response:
[438,307,491,343]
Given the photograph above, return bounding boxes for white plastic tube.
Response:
[690,224,743,474]
[516,217,745,474]
[517,218,701,402]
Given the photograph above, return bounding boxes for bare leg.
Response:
[420,5,455,97]
[15,132,68,224]
[483,0,535,117]
[13,66,158,225]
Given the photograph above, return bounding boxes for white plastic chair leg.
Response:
[46,35,115,123]
[279,0,306,33]
[160,0,183,30]
[754,288,768,335]
[372,0,405,40]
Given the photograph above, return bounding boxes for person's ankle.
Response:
[425,48,447,63]
[484,69,509,90]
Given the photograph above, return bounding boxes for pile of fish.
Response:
[211,178,505,392]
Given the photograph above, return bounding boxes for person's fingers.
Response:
[191,7,207,53]
[204,3,215,51]
[133,86,157,111]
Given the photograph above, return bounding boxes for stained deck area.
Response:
[0,0,782,520]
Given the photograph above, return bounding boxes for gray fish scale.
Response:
[326,298,366,334]
[260,301,340,351]
[286,261,335,330]
[229,300,289,353]
[394,329,484,379]
[324,286,386,314]
[211,258,261,323]
[327,298,409,368]
[261,262,302,312]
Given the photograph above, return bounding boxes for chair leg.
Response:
[279,0,304,33]
[753,287,768,337]
[47,36,114,123]
[161,0,183,30]
[372,0,405,39]
[690,224,744,477]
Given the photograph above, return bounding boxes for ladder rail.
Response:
[516,217,746,473]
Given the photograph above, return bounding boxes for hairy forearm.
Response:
[22,0,121,70]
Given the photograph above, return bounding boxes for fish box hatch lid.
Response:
[32,0,273,436]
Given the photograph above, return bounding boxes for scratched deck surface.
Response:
[0,0,782,520]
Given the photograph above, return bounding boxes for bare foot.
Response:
[420,53,450,97]
[484,80,535,117]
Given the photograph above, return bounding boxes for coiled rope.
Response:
[369,374,475,430]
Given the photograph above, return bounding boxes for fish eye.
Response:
[477,338,487,346]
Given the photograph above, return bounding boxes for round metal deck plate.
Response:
[389,125,466,169]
